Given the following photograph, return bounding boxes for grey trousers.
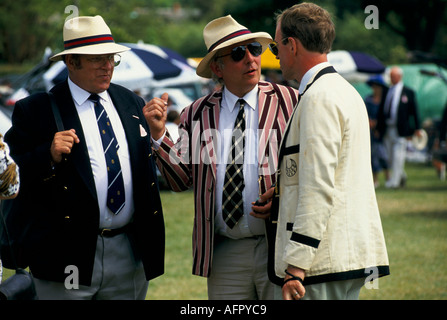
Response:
[274,277,365,300]
[207,235,274,300]
[33,233,148,300]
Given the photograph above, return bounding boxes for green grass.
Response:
[359,162,447,300]
[146,190,207,300]
[2,162,446,300]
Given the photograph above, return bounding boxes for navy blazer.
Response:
[377,86,420,138]
[3,80,165,286]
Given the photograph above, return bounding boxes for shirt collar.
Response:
[298,62,331,94]
[391,81,403,90]
[68,77,109,106]
[223,85,258,112]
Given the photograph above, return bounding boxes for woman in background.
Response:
[0,133,20,284]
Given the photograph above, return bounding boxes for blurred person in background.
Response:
[377,66,422,188]
[432,102,447,179]
[365,75,389,188]
[0,133,20,285]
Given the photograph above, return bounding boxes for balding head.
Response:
[389,66,403,85]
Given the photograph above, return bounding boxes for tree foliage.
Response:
[0,0,446,65]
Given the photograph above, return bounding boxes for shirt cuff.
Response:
[151,129,166,150]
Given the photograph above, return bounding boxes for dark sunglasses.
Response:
[268,38,289,56]
[215,42,263,62]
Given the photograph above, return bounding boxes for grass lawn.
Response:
[2,162,446,300]
[359,162,447,300]
[150,161,447,300]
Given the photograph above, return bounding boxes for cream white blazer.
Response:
[274,64,390,285]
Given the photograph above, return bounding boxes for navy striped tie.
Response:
[89,94,125,214]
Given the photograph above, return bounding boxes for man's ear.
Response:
[65,54,74,71]
[210,60,223,78]
[289,37,298,55]
[65,54,81,71]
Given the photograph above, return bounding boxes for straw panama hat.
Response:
[412,128,428,151]
[196,15,273,78]
[50,15,130,61]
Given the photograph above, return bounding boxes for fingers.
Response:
[143,93,168,119]
[51,129,79,163]
[143,93,169,140]
[260,187,275,201]
[282,267,306,300]
[250,201,272,219]
[161,92,169,104]
[282,281,306,300]
[249,187,275,219]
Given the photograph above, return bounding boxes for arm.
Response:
[282,95,342,298]
[5,95,78,185]
[143,93,193,191]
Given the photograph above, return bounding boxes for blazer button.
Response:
[148,153,152,158]
[153,210,158,215]
[151,182,155,187]
[64,216,70,219]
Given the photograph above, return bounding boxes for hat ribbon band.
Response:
[64,34,115,50]
[208,29,252,53]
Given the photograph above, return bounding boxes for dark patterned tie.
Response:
[222,99,246,228]
[89,94,125,214]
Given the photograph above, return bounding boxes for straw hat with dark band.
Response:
[196,15,272,78]
[50,15,130,61]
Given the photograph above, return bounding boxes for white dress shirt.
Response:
[214,86,264,239]
[68,78,134,229]
[152,86,264,238]
[385,81,403,126]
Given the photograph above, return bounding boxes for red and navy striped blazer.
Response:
[154,81,299,277]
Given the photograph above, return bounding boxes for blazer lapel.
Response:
[107,85,149,184]
[107,86,139,151]
[258,85,280,176]
[51,82,97,200]
[202,93,221,181]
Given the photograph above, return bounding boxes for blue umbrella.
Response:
[43,43,186,91]
[328,50,385,75]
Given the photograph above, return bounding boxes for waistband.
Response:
[99,224,131,237]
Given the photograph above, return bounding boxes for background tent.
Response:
[353,64,447,122]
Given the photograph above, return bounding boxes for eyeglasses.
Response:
[268,38,289,56]
[215,42,263,62]
[85,54,121,67]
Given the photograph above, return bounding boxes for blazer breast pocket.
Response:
[282,144,300,186]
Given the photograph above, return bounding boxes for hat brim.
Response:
[412,129,428,150]
[196,32,272,79]
[366,79,387,88]
[49,42,130,61]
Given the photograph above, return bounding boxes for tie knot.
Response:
[88,94,100,104]
[237,99,246,108]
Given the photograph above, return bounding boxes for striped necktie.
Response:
[89,94,125,214]
[222,99,246,228]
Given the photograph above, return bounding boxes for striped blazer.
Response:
[154,81,299,277]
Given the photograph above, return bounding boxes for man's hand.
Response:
[250,187,275,219]
[282,265,306,300]
[50,129,80,164]
[143,92,168,140]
